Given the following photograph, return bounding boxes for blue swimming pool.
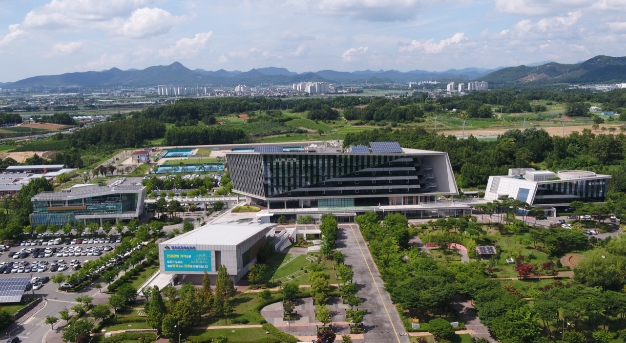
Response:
[154,163,225,174]
[231,148,254,152]
[164,148,194,158]
[283,146,304,152]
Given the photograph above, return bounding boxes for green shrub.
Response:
[262,323,299,343]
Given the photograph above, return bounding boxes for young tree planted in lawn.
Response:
[45,316,59,329]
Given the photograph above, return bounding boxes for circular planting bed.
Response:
[561,253,583,268]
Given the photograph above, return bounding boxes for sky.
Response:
[1,0,626,82]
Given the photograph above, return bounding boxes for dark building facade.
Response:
[227,143,458,210]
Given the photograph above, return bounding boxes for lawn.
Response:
[488,232,554,278]
[0,302,28,316]
[500,278,572,298]
[0,145,16,151]
[205,292,267,325]
[196,147,215,156]
[129,264,159,290]
[188,327,275,342]
[429,248,462,262]
[102,321,151,331]
[285,118,334,132]
[129,164,151,176]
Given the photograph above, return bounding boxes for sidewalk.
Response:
[1,299,47,340]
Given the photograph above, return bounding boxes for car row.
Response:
[55,245,112,257]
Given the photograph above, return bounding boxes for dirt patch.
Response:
[21,123,68,131]
[0,151,53,163]
[561,253,583,268]
[238,113,249,120]
[520,73,549,82]
[442,124,623,137]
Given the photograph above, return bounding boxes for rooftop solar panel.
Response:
[254,146,283,153]
[350,145,370,154]
[476,246,497,255]
[370,141,402,154]
[0,277,29,303]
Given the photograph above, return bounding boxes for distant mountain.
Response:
[482,55,626,85]
[527,60,555,67]
[6,62,501,88]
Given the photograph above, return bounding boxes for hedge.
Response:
[262,323,299,343]
[101,332,156,343]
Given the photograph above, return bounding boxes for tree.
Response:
[52,273,67,286]
[161,314,177,338]
[109,294,126,316]
[283,282,299,299]
[574,250,625,290]
[102,221,112,236]
[71,304,85,316]
[147,286,167,332]
[91,304,111,322]
[35,224,47,235]
[87,222,99,234]
[182,221,194,233]
[315,305,332,327]
[117,284,137,303]
[102,270,116,285]
[213,265,236,317]
[247,263,267,285]
[62,224,72,236]
[592,330,616,343]
[429,318,454,341]
[490,307,542,343]
[62,318,93,343]
[94,282,102,293]
[115,221,125,236]
[515,264,534,278]
[45,316,59,329]
[337,264,354,285]
[59,308,71,322]
[76,295,93,308]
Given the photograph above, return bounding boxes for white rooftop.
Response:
[162,221,276,246]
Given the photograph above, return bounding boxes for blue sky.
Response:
[1,0,625,81]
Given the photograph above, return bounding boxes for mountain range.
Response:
[3,63,499,89]
[482,55,626,85]
[3,55,626,89]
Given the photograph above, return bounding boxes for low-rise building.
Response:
[485,168,611,208]
[0,166,77,197]
[29,184,146,227]
[131,150,150,163]
[158,221,275,284]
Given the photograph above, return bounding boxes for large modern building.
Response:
[0,165,77,197]
[226,141,463,219]
[30,184,146,227]
[485,168,611,208]
[158,221,275,284]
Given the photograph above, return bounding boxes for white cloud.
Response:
[342,46,368,61]
[309,0,437,21]
[399,32,465,53]
[294,43,310,56]
[51,41,83,54]
[500,12,582,40]
[608,21,626,32]
[283,33,316,41]
[116,8,184,39]
[0,24,26,47]
[22,0,155,30]
[85,53,125,69]
[159,32,213,58]
[494,0,625,16]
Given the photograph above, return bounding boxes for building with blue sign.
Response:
[158,221,276,284]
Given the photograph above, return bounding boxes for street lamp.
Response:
[174,321,181,343]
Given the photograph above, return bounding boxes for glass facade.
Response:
[30,192,140,227]
[534,178,609,205]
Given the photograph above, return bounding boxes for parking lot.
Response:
[0,235,122,292]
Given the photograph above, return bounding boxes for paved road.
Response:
[338,224,409,343]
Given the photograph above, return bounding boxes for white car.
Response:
[60,283,72,289]
[583,215,592,220]
[57,265,68,272]
[31,277,40,284]
[37,266,47,272]
[561,224,572,229]
[33,282,44,290]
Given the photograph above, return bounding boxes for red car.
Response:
[76,239,83,244]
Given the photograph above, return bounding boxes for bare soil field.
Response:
[0,151,55,163]
[21,123,68,131]
[441,124,623,137]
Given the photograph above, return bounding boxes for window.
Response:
[389,189,393,192]
[373,189,376,193]
[356,181,359,184]
[372,180,376,184]
[390,180,393,183]
[355,189,359,193]
[339,181,342,185]
[339,190,343,194]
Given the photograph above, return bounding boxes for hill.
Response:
[482,55,626,85]
[6,63,498,89]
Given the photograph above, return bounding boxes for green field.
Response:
[128,164,151,176]
[188,327,273,342]
[0,145,16,151]
[129,264,159,290]
[285,118,334,132]
[3,126,50,133]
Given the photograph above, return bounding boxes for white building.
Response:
[467,81,488,91]
[484,168,611,208]
[158,221,276,284]
[447,82,456,92]
[235,85,250,93]
[293,82,330,94]
[458,83,466,93]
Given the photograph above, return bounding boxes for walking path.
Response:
[450,294,498,342]
[339,224,410,343]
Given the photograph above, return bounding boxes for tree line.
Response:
[164,125,246,145]
[68,118,166,149]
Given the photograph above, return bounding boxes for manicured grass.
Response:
[429,248,462,262]
[188,327,275,341]
[4,126,49,133]
[196,147,215,156]
[129,264,159,290]
[129,164,151,176]
[232,206,261,213]
[0,302,28,316]
[264,254,310,282]
[500,278,572,297]
[206,292,267,325]
[102,321,151,331]
[0,145,16,151]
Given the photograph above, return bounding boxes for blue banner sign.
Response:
[164,250,212,272]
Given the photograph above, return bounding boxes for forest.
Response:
[344,127,626,191]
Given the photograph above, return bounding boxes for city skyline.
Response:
[1,0,625,81]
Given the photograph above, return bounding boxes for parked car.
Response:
[32,282,43,290]
[60,283,72,289]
